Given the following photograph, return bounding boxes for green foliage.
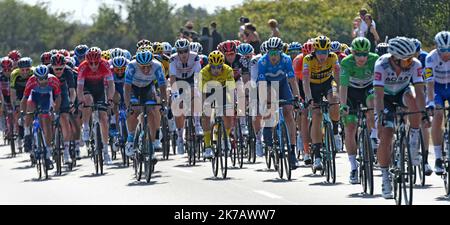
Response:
[0,0,448,60]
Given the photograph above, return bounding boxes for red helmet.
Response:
[221,40,237,53]
[302,42,314,55]
[233,40,241,47]
[51,53,66,66]
[8,50,21,62]
[40,52,52,65]
[1,57,14,71]
[85,47,102,62]
[59,49,70,57]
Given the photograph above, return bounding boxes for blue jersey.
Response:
[257,53,294,82]
[125,60,166,88]
[418,50,428,69]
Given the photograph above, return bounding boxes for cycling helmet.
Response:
[388,37,416,59]
[65,57,75,68]
[8,50,21,62]
[288,42,302,52]
[85,47,102,62]
[302,42,314,55]
[153,42,164,54]
[136,50,153,65]
[112,56,128,68]
[237,43,254,56]
[174,39,190,50]
[101,50,111,60]
[18,57,33,68]
[266,37,283,50]
[40,52,52,65]
[189,42,203,54]
[330,41,341,53]
[34,65,49,79]
[208,50,225,66]
[110,48,124,58]
[59,49,70,57]
[260,41,269,54]
[137,39,152,49]
[313,36,331,51]
[375,42,389,56]
[1,57,14,71]
[162,42,173,55]
[74,45,89,57]
[411,38,422,53]
[123,50,132,61]
[351,37,371,52]
[221,40,237,53]
[51,54,66,66]
[435,31,450,49]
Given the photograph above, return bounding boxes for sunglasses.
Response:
[210,64,223,70]
[315,50,329,55]
[37,76,48,81]
[439,48,450,53]
[354,51,369,57]
[268,50,280,56]
[177,49,189,54]
[89,62,100,67]
[114,67,126,73]
[54,66,65,71]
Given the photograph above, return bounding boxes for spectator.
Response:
[268,19,281,38]
[185,21,199,42]
[364,14,380,52]
[244,23,261,54]
[211,21,223,50]
[358,8,376,38]
[352,16,362,38]
[238,16,250,42]
[199,27,213,54]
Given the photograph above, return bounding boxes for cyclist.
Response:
[330,41,347,62]
[425,31,450,176]
[0,58,14,139]
[190,42,208,68]
[48,54,76,164]
[374,37,429,199]
[111,56,129,138]
[22,65,62,170]
[250,41,268,157]
[10,57,34,152]
[162,42,173,57]
[77,47,115,165]
[258,37,301,169]
[292,41,314,164]
[375,43,389,57]
[169,38,203,155]
[73,45,89,67]
[199,51,235,159]
[339,37,379,184]
[303,36,341,171]
[124,50,167,159]
[8,50,22,68]
[40,52,52,65]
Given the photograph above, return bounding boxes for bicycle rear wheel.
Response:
[161,115,170,160]
[144,127,153,183]
[8,115,15,157]
[363,128,374,195]
[281,122,291,180]
[54,126,63,176]
[220,122,228,179]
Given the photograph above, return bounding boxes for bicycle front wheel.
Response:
[281,122,291,181]
[220,122,228,179]
[54,126,63,176]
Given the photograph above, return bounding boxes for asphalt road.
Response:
[0,142,449,205]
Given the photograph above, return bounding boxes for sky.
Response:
[22,0,244,24]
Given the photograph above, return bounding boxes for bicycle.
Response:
[210,104,232,179]
[30,109,51,180]
[231,116,244,168]
[5,105,16,157]
[83,102,109,175]
[53,113,63,176]
[435,106,450,196]
[310,100,338,184]
[131,100,162,183]
[385,106,425,205]
[185,116,201,166]
[246,112,256,164]
[354,106,375,195]
[114,103,130,167]
[160,109,170,160]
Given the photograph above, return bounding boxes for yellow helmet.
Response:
[313,36,331,51]
[208,50,225,66]
[101,50,111,60]
[340,43,349,52]
[153,42,164,54]
[137,45,154,53]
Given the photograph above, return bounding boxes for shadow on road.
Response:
[348,193,382,199]
[309,181,344,186]
[80,172,110,178]
[127,180,168,186]
[413,184,437,189]
[12,165,34,170]
[435,196,450,201]
[174,164,201,168]
[228,166,248,170]
[262,178,299,183]
[203,177,238,181]
[255,168,276,173]
[302,173,324,178]
[23,177,59,182]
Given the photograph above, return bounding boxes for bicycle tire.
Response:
[212,125,219,177]
[220,122,228,179]
[38,130,48,180]
[8,115,15,157]
[403,134,413,205]
[144,127,153,183]
[417,130,426,186]
[363,127,374,195]
[281,122,291,180]
[238,127,244,169]
[265,145,272,170]
[54,126,63,176]
[161,116,170,160]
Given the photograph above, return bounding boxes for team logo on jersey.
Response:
[374,72,382,81]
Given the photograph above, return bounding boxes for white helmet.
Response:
[266,37,283,50]
[162,42,173,54]
[174,39,190,50]
[435,31,450,49]
[189,42,203,54]
[388,37,416,59]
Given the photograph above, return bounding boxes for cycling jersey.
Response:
[303,52,339,84]
[24,74,61,98]
[125,60,166,88]
[77,59,113,86]
[48,65,76,91]
[257,53,294,82]
[417,50,428,69]
[374,54,423,95]
[0,72,10,97]
[336,52,347,62]
[198,64,235,92]
[250,54,263,83]
[154,54,170,78]
[10,67,34,101]
[169,52,201,79]
[293,53,305,80]
[225,53,246,80]
[340,53,379,88]
[424,49,450,84]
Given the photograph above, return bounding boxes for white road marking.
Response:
[254,190,282,199]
